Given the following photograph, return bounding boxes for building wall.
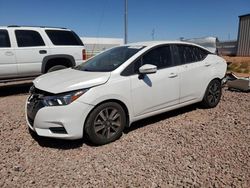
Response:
[81,37,124,58]
[217,40,237,56]
[237,14,250,56]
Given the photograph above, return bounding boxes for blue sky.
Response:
[0,0,249,42]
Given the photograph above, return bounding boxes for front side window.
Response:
[122,45,173,75]
[0,30,11,48]
[15,30,45,47]
[141,45,173,69]
[45,30,83,46]
[75,46,144,72]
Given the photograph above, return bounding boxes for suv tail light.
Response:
[82,49,87,60]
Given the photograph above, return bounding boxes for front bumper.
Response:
[25,97,94,140]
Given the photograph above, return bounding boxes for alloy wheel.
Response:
[93,107,121,139]
[207,82,220,106]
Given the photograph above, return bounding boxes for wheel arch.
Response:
[41,55,76,73]
[201,77,222,100]
[84,99,131,132]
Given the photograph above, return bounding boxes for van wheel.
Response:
[201,79,222,108]
[85,102,126,145]
[47,65,67,73]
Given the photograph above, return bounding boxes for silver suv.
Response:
[0,25,86,82]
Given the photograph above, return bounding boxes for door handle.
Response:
[39,50,47,54]
[168,73,178,78]
[5,51,14,56]
[204,63,211,67]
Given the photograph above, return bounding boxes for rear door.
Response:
[0,29,17,79]
[14,29,50,76]
[175,45,211,103]
[126,45,180,116]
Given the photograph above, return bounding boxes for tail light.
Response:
[82,49,86,60]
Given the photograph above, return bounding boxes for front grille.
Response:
[27,86,48,124]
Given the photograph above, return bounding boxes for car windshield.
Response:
[75,45,144,72]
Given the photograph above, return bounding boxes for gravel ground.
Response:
[0,82,249,187]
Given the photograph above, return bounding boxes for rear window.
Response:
[45,30,83,46]
[0,30,11,48]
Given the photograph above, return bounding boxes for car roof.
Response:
[0,25,70,31]
[127,40,211,52]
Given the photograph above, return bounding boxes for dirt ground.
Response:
[223,56,250,76]
[0,82,249,187]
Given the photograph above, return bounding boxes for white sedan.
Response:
[26,41,227,145]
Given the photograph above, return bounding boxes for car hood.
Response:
[33,68,111,94]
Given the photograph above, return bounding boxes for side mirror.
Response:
[139,64,157,74]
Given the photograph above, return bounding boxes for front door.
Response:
[129,45,180,117]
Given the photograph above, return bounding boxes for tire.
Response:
[47,65,67,73]
[201,79,222,108]
[85,102,126,145]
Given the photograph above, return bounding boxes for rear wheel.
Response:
[47,65,67,73]
[85,102,126,145]
[201,79,222,108]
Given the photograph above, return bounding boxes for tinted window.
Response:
[142,45,173,69]
[75,46,144,72]
[177,45,209,64]
[45,30,83,46]
[15,30,45,47]
[194,47,209,61]
[0,30,11,48]
[123,45,173,75]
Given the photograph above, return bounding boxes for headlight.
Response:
[43,89,88,106]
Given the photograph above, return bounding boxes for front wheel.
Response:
[201,79,222,108]
[85,102,126,145]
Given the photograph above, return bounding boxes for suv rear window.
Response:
[15,30,45,47]
[0,30,11,48]
[45,30,83,46]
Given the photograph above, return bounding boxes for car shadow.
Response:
[29,104,198,149]
[29,128,94,149]
[0,82,32,97]
[124,104,198,133]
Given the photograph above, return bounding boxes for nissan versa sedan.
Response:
[26,41,227,145]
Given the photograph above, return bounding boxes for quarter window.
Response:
[15,30,45,47]
[0,30,11,48]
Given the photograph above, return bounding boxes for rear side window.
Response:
[15,30,45,47]
[45,30,83,46]
[177,45,210,64]
[0,30,11,48]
